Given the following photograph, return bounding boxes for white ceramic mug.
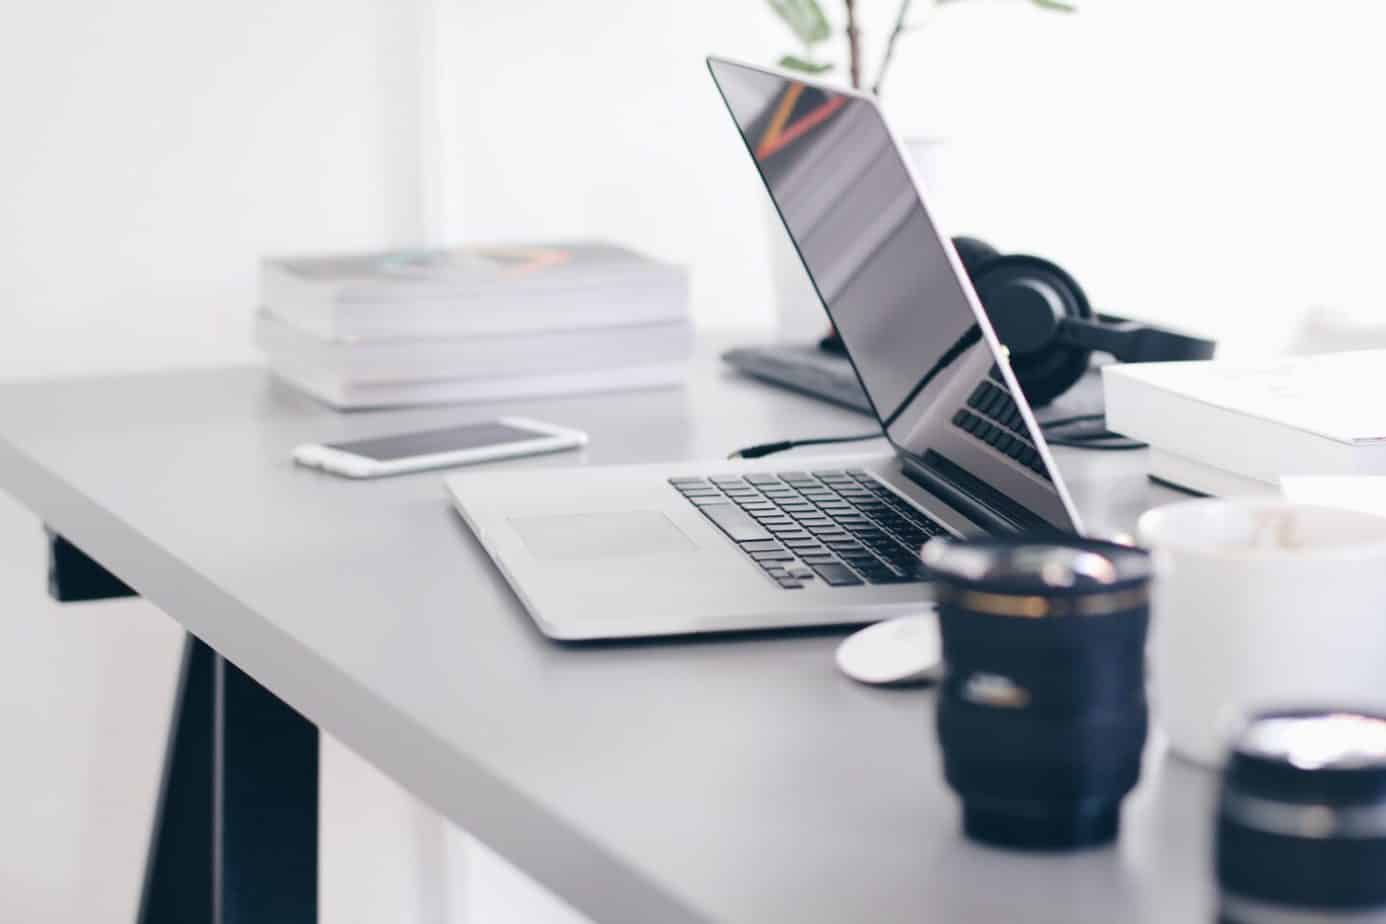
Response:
[1137,498,1386,767]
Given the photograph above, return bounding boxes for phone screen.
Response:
[326,422,545,462]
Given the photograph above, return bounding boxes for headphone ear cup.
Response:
[970,254,1093,407]
[951,236,1001,280]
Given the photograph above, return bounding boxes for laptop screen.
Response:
[709,58,1077,533]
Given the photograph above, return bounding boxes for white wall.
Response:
[445,0,791,330]
[450,0,1386,353]
[0,0,428,379]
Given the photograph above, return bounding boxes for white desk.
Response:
[0,337,1204,923]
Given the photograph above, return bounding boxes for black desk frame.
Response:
[50,534,319,924]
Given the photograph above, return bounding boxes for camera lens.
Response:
[922,537,1152,850]
[1218,710,1386,923]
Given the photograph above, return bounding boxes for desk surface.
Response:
[0,337,1202,924]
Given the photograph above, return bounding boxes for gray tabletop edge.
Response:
[0,429,711,924]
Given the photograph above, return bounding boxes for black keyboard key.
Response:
[751,550,795,562]
[800,553,838,564]
[745,474,781,485]
[741,540,785,553]
[811,562,864,586]
[777,578,805,589]
[700,504,773,543]
[768,528,810,541]
[811,530,850,541]
[686,496,727,507]
[863,570,918,585]
[711,476,747,486]
[669,477,709,485]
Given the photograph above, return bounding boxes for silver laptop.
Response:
[446,57,1083,640]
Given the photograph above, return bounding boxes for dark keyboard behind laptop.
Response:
[669,470,947,590]
[951,369,1051,481]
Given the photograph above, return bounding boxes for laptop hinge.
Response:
[899,454,1023,536]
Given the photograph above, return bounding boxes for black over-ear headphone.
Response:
[952,237,1216,406]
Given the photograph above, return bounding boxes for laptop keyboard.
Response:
[669,469,948,590]
[951,369,1051,480]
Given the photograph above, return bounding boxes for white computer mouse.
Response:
[835,608,942,686]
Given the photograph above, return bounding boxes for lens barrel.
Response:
[1218,710,1386,923]
[923,537,1152,850]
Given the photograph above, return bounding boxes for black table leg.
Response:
[213,652,318,924]
[135,636,320,924]
[48,532,320,924]
[46,530,135,602]
[137,636,214,923]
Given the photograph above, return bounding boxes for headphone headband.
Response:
[952,237,1217,405]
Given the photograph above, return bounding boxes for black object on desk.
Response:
[923,536,1153,850]
[1218,710,1386,921]
[721,343,870,414]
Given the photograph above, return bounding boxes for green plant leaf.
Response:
[778,54,834,74]
[767,0,832,45]
[1030,0,1078,11]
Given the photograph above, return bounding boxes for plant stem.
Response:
[872,0,915,96]
[844,0,862,89]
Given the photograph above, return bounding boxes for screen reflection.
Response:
[710,59,1075,532]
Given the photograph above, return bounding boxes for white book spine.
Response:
[270,361,687,410]
[259,272,689,339]
[1103,365,1386,484]
[255,313,694,384]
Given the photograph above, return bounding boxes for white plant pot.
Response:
[766,136,949,342]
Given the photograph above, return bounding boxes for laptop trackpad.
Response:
[510,511,696,562]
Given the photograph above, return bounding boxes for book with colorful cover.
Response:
[259,241,688,338]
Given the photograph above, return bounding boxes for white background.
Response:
[4,1,1386,921]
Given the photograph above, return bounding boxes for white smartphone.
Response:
[292,417,588,478]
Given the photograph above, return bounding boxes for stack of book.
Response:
[1103,351,1386,495]
[255,242,692,409]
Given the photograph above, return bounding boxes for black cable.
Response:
[727,411,1145,461]
[1044,437,1146,451]
[1039,412,1106,430]
[728,431,884,460]
[1040,413,1146,451]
